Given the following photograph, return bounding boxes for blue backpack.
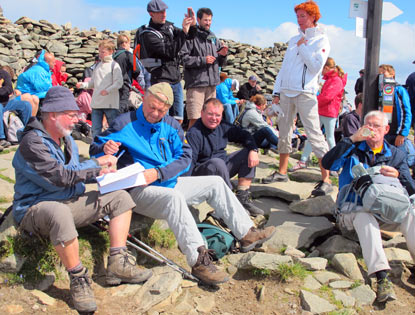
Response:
[197,223,237,259]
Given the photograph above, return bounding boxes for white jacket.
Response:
[273,25,330,96]
[81,55,123,109]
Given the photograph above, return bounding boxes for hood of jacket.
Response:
[37,50,51,73]
[224,78,233,89]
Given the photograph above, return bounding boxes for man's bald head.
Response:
[44,52,56,70]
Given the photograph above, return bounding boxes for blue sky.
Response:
[3,0,415,102]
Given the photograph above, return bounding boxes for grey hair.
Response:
[363,110,388,126]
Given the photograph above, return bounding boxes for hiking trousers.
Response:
[339,207,415,275]
[128,175,253,267]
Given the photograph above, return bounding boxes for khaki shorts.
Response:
[186,86,216,120]
[19,190,135,246]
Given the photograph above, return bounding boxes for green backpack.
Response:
[197,223,237,259]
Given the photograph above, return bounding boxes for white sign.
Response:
[382,2,403,21]
[349,0,368,19]
[355,17,367,38]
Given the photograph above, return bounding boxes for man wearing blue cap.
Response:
[12,86,152,313]
[237,75,263,101]
[135,0,196,123]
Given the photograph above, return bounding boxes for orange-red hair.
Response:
[294,1,321,24]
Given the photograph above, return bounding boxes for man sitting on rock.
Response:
[90,83,276,285]
[322,110,415,303]
[12,86,152,313]
[186,98,264,217]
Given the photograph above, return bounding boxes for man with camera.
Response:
[180,7,228,129]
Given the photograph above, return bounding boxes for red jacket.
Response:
[317,70,347,118]
[51,60,68,86]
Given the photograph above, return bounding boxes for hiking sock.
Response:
[376,270,388,282]
[68,262,84,275]
[237,185,249,191]
[110,246,127,256]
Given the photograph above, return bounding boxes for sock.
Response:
[67,262,84,275]
[376,270,388,282]
[237,185,249,191]
[110,246,127,256]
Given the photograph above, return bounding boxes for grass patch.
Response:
[1,226,110,285]
[279,246,287,254]
[0,196,12,203]
[277,262,311,282]
[328,309,356,315]
[319,285,343,309]
[0,147,18,155]
[141,222,176,249]
[350,279,362,289]
[330,176,339,187]
[0,174,15,184]
[252,268,271,277]
[310,155,319,166]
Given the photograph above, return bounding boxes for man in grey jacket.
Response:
[181,7,228,129]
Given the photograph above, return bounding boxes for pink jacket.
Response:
[317,70,347,118]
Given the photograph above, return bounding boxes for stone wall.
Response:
[0,11,287,94]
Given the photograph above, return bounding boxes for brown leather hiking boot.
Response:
[69,268,97,313]
[240,226,276,252]
[191,246,229,285]
[106,248,153,285]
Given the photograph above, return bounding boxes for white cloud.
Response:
[2,0,146,32]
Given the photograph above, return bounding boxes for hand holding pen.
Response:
[103,140,121,155]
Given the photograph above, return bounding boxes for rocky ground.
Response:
[0,141,414,314]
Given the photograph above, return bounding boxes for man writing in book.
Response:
[12,86,152,313]
[90,82,276,286]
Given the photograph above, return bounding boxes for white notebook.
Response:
[96,162,146,194]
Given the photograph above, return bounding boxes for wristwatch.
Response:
[156,168,162,180]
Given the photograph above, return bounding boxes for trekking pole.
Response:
[91,220,199,282]
[0,206,12,228]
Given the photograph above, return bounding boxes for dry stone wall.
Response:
[0,11,287,94]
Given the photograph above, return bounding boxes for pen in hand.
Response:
[116,150,126,160]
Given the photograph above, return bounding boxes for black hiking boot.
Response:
[69,268,97,313]
[236,190,264,217]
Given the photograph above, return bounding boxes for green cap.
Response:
[148,82,174,107]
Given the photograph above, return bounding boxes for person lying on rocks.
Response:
[12,86,152,313]
[322,110,415,303]
[89,82,276,286]
[186,97,264,217]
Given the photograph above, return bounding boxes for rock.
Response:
[284,245,305,258]
[384,247,414,266]
[289,195,335,216]
[307,249,320,258]
[350,284,376,306]
[303,275,322,290]
[300,290,336,314]
[0,253,26,273]
[0,209,18,241]
[134,266,182,313]
[4,304,24,314]
[31,290,56,306]
[383,235,407,250]
[226,253,245,266]
[257,285,266,301]
[293,257,327,271]
[313,271,341,284]
[35,272,55,291]
[236,252,292,270]
[317,235,361,259]
[113,284,143,297]
[284,288,296,295]
[333,290,355,307]
[264,208,334,252]
[329,280,354,289]
[331,253,364,281]
[226,265,238,276]
[46,40,68,55]
[194,295,216,313]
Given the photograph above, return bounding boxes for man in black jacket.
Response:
[113,34,141,113]
[237,75,262,100]
[181,7,228,129]
[138,0,197,123]
[186,98,264,216]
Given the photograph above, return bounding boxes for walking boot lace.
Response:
[196,247,217,272]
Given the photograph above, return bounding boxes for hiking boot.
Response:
[377,278,397,302]
[288,161,307,172]
[236,190,264,217]
[69,268,97,313]
[0,139,10,148]
[191,246,229,285]
[106,248,153,285]
[240,226,276,252]
[311,181,333,196]
[262,171,288,184]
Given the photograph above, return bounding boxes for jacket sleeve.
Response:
[317,77,343,108]
[237,84,250,100]
[322,137,357,171]
[180,40,207,68]
[226,125,258,151]
[217,85,237,105]
[341,115,360,138]
[298,36,330,74]
[19,133,100,191]
[185,127,202,174]
[395,86,412,137]
[392,149,415,195]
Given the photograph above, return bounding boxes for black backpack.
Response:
[133,25,166,72]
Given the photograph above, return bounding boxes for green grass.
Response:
[141,222,176,249]
[277,262,311,282]
[0,196,12,203]
[252,268,271,277]
[330,176,339,187]
[279,246,287,254]
[0,174,15,184]
[1,226,110,284]
[319,285,343,309]
[0,147,17,155]
[350,279,362,289]
[328,309,356,315]
[310,155,319,166]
